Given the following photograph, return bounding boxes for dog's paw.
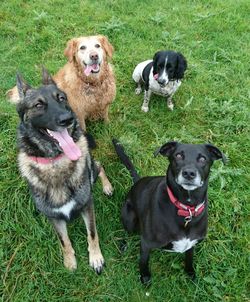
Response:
[167,100,174,111]
[141,106,149,113]
[140,274,152,286]
[186,269,196,281]
[135,87,142,95]
[89,252,105,275]
[103,182,113,196]
[64,254,77,271]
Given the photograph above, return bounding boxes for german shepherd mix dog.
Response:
[15,68,113,273]
[112,139,226,284]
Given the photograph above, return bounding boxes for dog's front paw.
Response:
[103,182,113,196]
[186,269,196,281]
[64,253,77,271]
[135,87,142,95]
[89,252,105,275]
[141,106,149,113]
[167,101,174,111]
[140,274,152,286]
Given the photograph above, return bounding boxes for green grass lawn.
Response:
[0,0,249,301]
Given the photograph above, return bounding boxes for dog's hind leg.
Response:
[98,166,113,196]
[82,202,104,274]
[50,218,77,271]
[139,239,152,285]
[121,199,139,233]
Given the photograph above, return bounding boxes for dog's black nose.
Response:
[157,78,166,85]
[57,113,74,127]
[182,169,197,180]
[90,52,99,61]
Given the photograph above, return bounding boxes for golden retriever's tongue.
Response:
[84,64,98,76]
[47,129,81,161]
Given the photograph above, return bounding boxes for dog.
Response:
[132,50,187,112]
[15,67,113,273]
[7,35,116,130]
[113,139,226,284]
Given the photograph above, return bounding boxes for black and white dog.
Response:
[132,50,187,112]
[113,139,226,284]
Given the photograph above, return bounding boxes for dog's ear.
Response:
[154,141,179,157]
[174,52,187,80]
[205,144,227,164]
[16,73,32,100]
[97,35,114,59]
[64,38,77,62]
[42,66,56,86]
[152,51,161,75]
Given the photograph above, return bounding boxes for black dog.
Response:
[132,50,187,112]
[113,139,226,284]
[15,68,113,273]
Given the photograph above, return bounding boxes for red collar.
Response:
[166,186,206,223]
[29,153,64,164]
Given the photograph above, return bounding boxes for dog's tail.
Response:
[112,139,140,184]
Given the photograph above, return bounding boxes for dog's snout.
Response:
[182,169,197,180]
[90,52,99,61]
[157,78,166,86]
[57,113,74,127]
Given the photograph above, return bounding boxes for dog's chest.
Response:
[164,237,198,253]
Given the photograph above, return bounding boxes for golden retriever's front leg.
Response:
[103,106,110,123]
[82,203,104,274]
[50,218,77,271]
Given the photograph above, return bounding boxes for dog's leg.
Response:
[103,106,110,123]
[82,203,104,274]
[139,239,151,285]
[50,218,77,271]
[135,82,142,95]
[167,97,174,111]
[98,165,113,196]
[141,89,152,113]
[185,247,195,279]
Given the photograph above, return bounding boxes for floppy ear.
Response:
[152,51,161,75]
[16,73,32,100]
[174,52,187,80]
[205,144,227,164]
[154,141,179,157]
[64,38,77,62]
[97,35,114,58]
[42,66,56,86]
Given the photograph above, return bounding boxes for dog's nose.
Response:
[57,113,74,127]
[182,169,197,180]
[157,78,166,86]
[90,52,99,61]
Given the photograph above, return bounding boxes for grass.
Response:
[0,0,249,301]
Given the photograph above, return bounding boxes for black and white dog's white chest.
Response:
[164,237,199,253]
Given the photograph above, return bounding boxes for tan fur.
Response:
[18,136,89,205]
[7,35,116,130]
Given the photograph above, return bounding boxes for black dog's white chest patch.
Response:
[163,237,198,253]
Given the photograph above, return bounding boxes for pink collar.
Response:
[166,186,206,225]
[29,153,64,164]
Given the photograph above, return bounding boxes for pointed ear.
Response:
[64,38,77,62]
[154,141,179,157]
[174,52,187,80]
[16,73,32,100]
[97,35,114,58]
[205,144,227,164]
[42,66,56,86]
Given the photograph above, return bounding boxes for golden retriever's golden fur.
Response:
[7,35,116,130]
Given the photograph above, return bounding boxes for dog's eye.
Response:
[80,45,86,50]
[95,44,101,48]
[57,94,65,102]
[198,156,206,163]
[176,153,183,160]
[35,102,44,109]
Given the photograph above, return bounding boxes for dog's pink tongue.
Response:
[84,64,98,76]
[47,129,81,161]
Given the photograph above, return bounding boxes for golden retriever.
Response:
[7,35,116,130]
